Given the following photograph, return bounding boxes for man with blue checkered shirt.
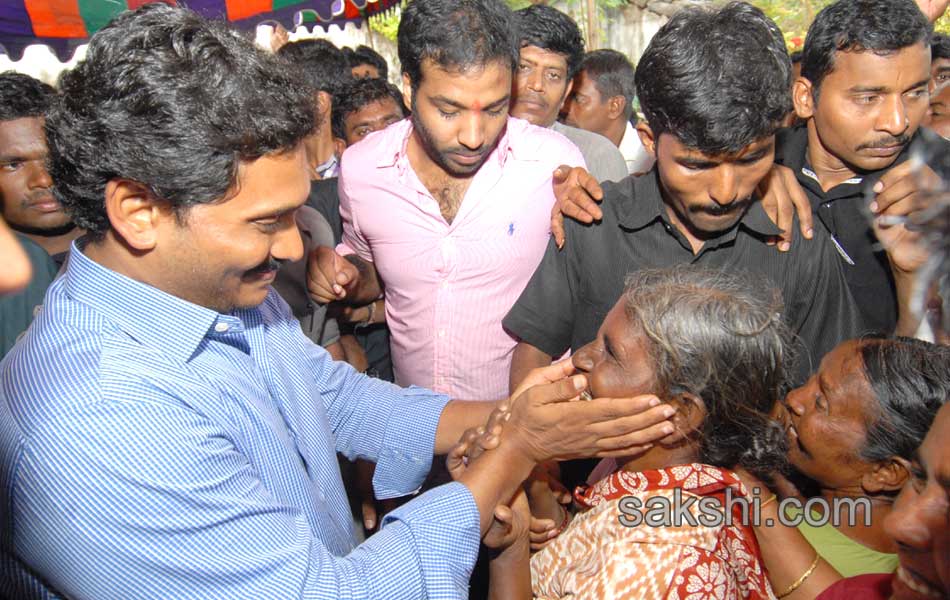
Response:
[0,3,674,600]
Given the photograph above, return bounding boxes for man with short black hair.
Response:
[769,0,947,334]
[309,0,587,402]
[344,44,388,80]
[0,5,676,598]
[506,1,862,394]
[509,5,627,183]
[0,72,77,265]
[0,72,73,355]
[563,48,653,175]
[279,39,352,179]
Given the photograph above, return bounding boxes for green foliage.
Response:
[745,0,836,52]
[372,1,950,50]
[367,1,404,43]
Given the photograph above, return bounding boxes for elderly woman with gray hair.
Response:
[467,266,793,600]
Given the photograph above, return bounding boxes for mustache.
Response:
[856,134,911,151]
[25,190,57,205]
[691,195,754,216]
[245,258,283,276]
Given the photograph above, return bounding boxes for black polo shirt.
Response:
[774,125,950,333]
[502,169,867,384]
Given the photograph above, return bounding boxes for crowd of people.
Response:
[0,0,948,598]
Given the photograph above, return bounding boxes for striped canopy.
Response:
[0,0,399,60]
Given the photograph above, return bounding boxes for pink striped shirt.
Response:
[337,117,585,400]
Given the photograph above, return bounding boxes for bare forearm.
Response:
[488,539,532,600]
[509,343,553,394]
[457,443,535,533]
[342,254,383,305]
[434,400,497,455]
[893,269,923,337]
[754,505,841,599]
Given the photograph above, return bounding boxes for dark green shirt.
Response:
[1,234,58,357]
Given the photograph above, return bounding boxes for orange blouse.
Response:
[531,463,776,600]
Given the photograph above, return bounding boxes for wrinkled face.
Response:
[342,97,404,146]
[571,302,657,399]
[159,148,310,313]
[651,132,774,236]
[351,63,380,79]
[805,44,931,173]
[885,403,950,600]
[407,59,511,177]
[563,69,613,136]
[0,117,71,235]
[510,45,572,127]
[775,340,875,490]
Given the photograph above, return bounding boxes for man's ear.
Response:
[333,137,347,160]
[793,77,816,120]
[862,457,911,494]
[636,122,657,157]
[401,73,413,111]
[607,95,626,121]
[103,179,168,252]
[315,91,333,118]
[660,392,707,444]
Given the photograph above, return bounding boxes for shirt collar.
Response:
[375,117,517,170]
[618,121,637,154]
[63,239,247,363]
[616,169,781,239]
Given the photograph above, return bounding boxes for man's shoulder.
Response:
[553,122,614,151]
[339,119,410,180]
[774,125,809,166]
[562,175,638,246]
[508,117,585,163]
[2,290,110,438]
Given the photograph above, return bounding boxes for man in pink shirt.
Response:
[309,0,584,401]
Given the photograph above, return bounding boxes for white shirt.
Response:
[619,120,654,175]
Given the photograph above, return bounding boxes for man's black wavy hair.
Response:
[344,45,389,80]
[332,77,406,140]
[636,1,791,155]
[802,0,931,97]
[515,5,584,80]
[46,3,315,241]
[279,38,353,97]
[398,0,519,89]
[0,71,55,122]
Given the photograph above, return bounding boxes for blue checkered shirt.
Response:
[0,242,480,599]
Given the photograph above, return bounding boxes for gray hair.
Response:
[621,267,791,476]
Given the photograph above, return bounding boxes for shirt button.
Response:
[438,330,446,338]
[214,322,230,333]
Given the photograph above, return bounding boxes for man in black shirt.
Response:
[766,0,947,335]
[504,2,865,394]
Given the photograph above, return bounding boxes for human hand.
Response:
[870,161,942,221]
[525,463,572,550]
[758,164,814,251]
[483,488,532,551]
[307,246,361,304]
[446,424,503,481]
[504,374,676,465]
[550,165,604,249]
